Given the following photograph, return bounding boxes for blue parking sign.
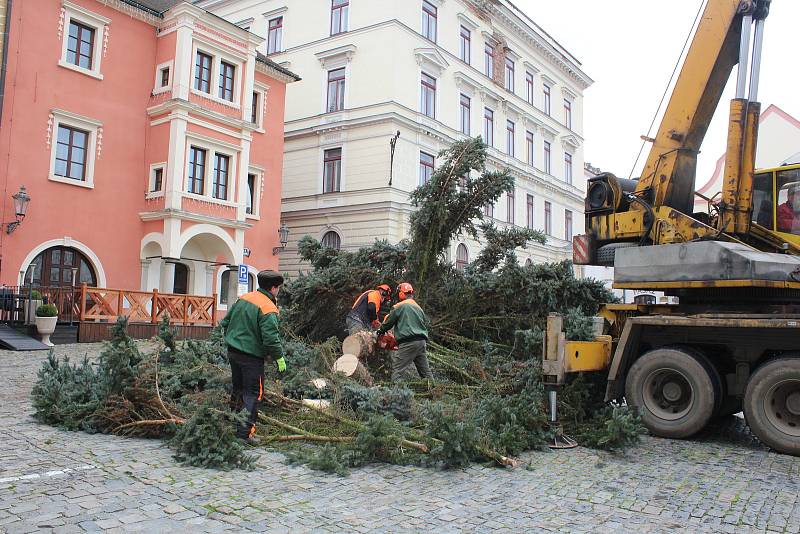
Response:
[238,265,249,284]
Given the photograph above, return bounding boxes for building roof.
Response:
[119,0,182,16]
[256,52,301,81]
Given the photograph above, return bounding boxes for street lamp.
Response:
[5,185,31,234]
[272,222,289,254]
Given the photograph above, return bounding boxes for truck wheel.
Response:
[743,357,800,455]
[625,347,720,438]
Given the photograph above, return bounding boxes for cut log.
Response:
[342,331,376,360]
[333,354,373,385]
[309,378,328,390]
[301,399,331,410]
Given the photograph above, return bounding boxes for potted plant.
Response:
[35,303,58,346]
[24,289,43,325]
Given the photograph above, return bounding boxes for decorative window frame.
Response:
[246,165,264,220]
[419,70,437,120]
[58,1,111,80]
[319,228,343,250]
[147,162,166,199]
[252,82,269,132]
[316,45,356,116]
[152,60,174,96]
[319,144,345,194]
[48,109,102,189]
[190,38,246,110]
[184,133,240,206]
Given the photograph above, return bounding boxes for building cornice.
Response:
[139,208,252,229]
[146,98,256,135]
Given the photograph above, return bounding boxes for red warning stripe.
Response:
[572,235,590,264]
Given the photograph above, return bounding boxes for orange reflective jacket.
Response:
[351,289,382,322]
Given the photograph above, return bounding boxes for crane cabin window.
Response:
[776,169,800,235]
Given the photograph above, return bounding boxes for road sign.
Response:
[238,264,249,284]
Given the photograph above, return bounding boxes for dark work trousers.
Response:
[228,348,265,439]
[391,339,432,382]
[345,310,370,336]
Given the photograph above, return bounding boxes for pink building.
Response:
[0,0,299,312]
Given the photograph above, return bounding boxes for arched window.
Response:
[525,258,532,267]
[322,231,341,250]
[27,246,97,287]
[455,243,469,271]
[220,270,255,305]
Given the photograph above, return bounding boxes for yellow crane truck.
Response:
[544,0,800,455]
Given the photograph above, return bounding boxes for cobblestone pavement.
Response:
[2,344,800,534]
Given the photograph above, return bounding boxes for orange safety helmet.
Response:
[377,284,391,294]
[396,282,414,300]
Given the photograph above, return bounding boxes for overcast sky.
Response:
[515,0,800,186]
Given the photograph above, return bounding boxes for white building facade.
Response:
[199,0,592,274]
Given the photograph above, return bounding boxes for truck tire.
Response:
[596,242,637,266]
[743,357,800,455]
[625,347,720,438]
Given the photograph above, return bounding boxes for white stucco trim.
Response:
[140,232,165,259]
[177,223,239,264]
[19,238,107,287]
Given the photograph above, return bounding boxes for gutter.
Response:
[0,0,12,126]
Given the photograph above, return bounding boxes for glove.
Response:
[371,320,381,329]
[276,357,286,373]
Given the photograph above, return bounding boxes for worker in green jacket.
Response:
[220,270,286,442]
[377,282,433,382]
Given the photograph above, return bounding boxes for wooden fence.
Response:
[78,284,217,326]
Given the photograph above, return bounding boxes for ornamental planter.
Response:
[35,316,58,346]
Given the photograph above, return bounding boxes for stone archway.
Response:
[177,228,237,299]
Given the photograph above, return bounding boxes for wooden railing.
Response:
[79,284,217,326]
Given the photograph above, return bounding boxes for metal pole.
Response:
[748,18,766,102]
[735,15,752,99]
[548,389,558,423]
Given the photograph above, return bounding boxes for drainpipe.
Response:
[0,0,13,126]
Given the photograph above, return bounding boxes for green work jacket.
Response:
[377,298,429,343]
[221,289,283,360]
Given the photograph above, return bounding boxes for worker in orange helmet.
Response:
[377,282,433,382]
[346,283,392,335]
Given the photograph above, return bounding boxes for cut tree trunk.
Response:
[333,354,373,385]
[342,331,376,360]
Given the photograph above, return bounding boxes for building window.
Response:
[526,131,534,165]
[267,17,283,55]
[484,43,494,78]
[543,83,551,115]
[212,154,229,200]
[322,231,341,250]
[66,21,95,70]
[150,166,164,193]
[331,0,349,36]
[565,209,573,242]
[460,25,471,64]
[564,152,573,184]
[456,243,469,271]
[219,61,235,102]
[420,72,436,118]
[564,99,572,129]
[194,52,212,93]
[526,71,534,105]
[160,67,170,88]
[525,258,532,267]
[507,188,515,224]
[420,151,435,185]
[246,173,257,215]
[544,201,552,235]
[459,93,470,135]
[483,108,494,146]
[422,1,437,42]
[506,120,515,158]
[323,148,342,193]
[526,194,534,229]
[54,125,88,181]
[484,202,494,218]
[544,141,551,174]
[327,68,346,113]
[188,146,206,195]
[27,246,97,288]
[505,57,514,92]
[251,92,259,124]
